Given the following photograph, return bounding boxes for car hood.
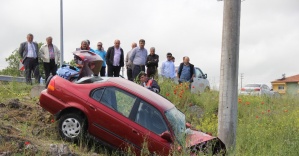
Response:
[185,129,215,147]
[184,129,226,154]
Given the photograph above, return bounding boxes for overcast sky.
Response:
[0,0,298,88]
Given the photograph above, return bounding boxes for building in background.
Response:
[271,74,299,95]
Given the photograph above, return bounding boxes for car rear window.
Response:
[245,84,261,87]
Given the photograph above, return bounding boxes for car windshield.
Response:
[245,84,261,87]
[165,107,186,145]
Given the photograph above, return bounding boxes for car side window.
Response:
[135,101,168,135]
[96,87,136,117]
[91,88,105,102]
[195,68,203,78]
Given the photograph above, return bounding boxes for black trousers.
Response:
[132,65,145,81]
[100,66,106,76]
[107,65,121,77]
[127,68,133,81]
[147,66,157,78]
[24,57,40,85]
[44,59,57,81]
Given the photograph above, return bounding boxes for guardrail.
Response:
[0,75,35,83]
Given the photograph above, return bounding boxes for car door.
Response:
[191,67,209,93]
[87,87,138,150]
[127,100,172,155]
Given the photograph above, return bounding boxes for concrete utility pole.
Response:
[60,0,64,67]
[218,0,241,150]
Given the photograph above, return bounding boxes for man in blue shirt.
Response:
[94,42,106,76]
[130,39,148,81]
[161,53,176,79]
[177,56,195,83]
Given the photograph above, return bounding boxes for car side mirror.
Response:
[160,131,173,143]
[204,74,207,79]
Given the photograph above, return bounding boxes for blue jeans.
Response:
[132,65,145,81]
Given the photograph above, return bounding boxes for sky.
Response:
[0,0,298,89]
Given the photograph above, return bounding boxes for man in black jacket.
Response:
[146,47,159,78]
[177,56,195,84]
[106,40,124,77]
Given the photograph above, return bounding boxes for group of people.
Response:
[19,34,195,94]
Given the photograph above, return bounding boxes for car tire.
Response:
[58,113,87,142]
[45,75,53,88]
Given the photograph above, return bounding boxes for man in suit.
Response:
[19,33,40,85]
[106,39,124,77]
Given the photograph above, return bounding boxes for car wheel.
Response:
[45,75,53,88]
[58,113,87,142]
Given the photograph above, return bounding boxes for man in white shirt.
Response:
[161,53,176,79]
[106,40,124,77]
[39,36,60,81]
[19,33,40,85]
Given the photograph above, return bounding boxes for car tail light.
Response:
[241,88,245,91]
[254,88,260,91]
[48,78,55,91]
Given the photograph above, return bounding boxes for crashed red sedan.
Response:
[39,76,225,155]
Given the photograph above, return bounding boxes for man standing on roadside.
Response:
[39,36,60,81]
[19,33,40,85]
[177,56,195,84]
[146,47,159,78]
[106,39,124,77]
[94,42,106,76]
[130,39,148,81]
[161,52,176,79]
[125,42,137,81]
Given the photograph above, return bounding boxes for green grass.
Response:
[159,80,299,155]
[1,80,299,155]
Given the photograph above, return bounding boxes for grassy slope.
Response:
[1,80,299,155]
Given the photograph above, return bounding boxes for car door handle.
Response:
[89,105,96,111]
[132,129,139,135]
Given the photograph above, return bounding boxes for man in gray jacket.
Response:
[39,36,60,81]
[19,33,40,85]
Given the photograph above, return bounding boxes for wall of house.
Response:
[286,82,299,95]
[272,83,286,94]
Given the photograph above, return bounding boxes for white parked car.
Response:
[174,66,210,93]
[240,83,273,96]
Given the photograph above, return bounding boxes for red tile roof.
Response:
[271,74,299,83]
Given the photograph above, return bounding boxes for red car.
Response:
[39,76,225,155]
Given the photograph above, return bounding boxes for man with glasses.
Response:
[94,42,107,76]
[161,53,176,79]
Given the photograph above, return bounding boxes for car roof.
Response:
[91,77,175,111]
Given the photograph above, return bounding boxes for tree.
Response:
[0,42,44,77]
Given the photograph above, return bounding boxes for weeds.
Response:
[1,81,299,155]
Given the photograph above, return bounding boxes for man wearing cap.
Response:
[139,71,160,93]
[130,39,148,81]
[19,33,40,85]
[161,53,176,79]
